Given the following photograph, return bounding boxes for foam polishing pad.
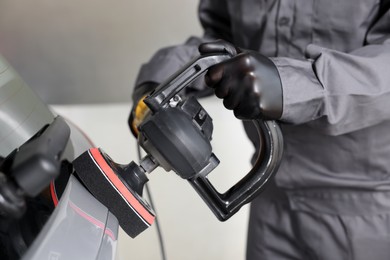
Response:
[73,148,155,238]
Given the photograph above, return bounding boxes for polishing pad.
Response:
[73,148,155,238]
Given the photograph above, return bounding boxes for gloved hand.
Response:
[128,82,159,137]
[199,40,283,120]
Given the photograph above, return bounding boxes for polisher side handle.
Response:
[188,119,283,221]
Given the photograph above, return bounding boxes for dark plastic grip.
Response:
[188,119,283,221]
[144,53,233,112]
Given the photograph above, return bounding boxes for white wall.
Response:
[0,0,202,104]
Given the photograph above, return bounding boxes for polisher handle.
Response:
[188,119,283,221]
[144,52,233,112]
[141,52,284,221]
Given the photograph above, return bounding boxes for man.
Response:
[131,1,390,259]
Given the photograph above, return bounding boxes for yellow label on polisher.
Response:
[131,95,150,136]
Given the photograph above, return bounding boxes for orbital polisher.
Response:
[72,51,284,238]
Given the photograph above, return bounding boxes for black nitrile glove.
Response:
[128,82,159,137]
[199,40,283,120]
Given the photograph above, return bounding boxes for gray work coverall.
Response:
[134,0,390,259]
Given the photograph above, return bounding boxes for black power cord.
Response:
[136,144,167,260]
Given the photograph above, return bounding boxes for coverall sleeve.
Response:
[274,10,390,136]
[134,0,231,89]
